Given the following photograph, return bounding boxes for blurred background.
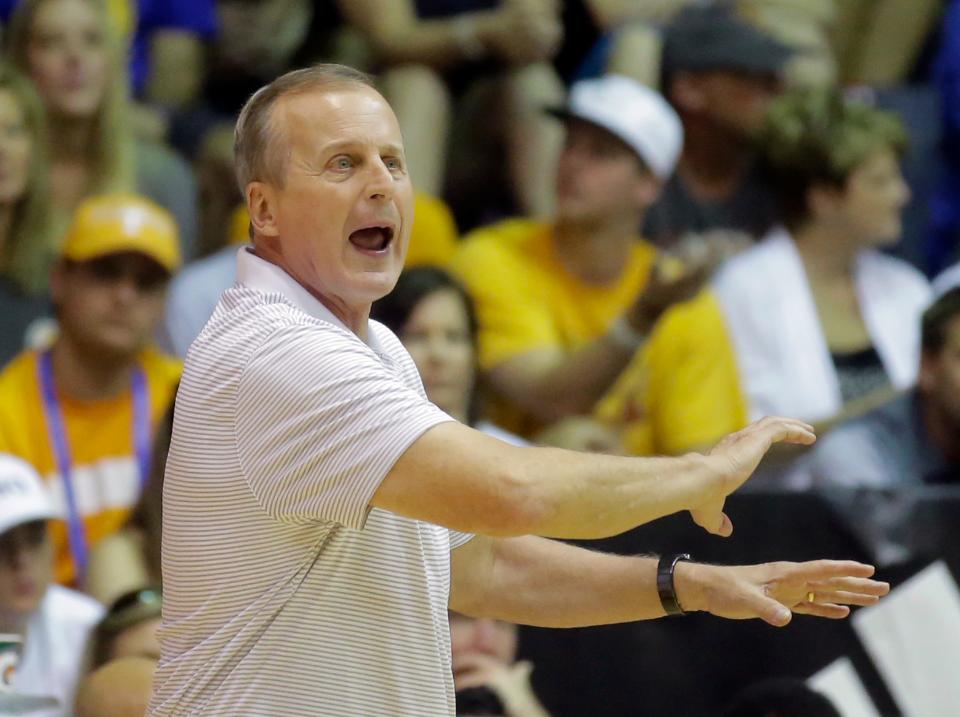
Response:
[1,1,960,715]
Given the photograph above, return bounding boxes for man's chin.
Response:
[82,334,147,364]
[359,269,403,301]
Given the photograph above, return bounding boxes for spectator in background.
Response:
[831,0,942,88]
[110,0,218,143]
[644,2,791,247]
[793,288,960,488]
[604,88,930,460]
[450,75,724,450]
[121,0,216,109]
[582,0,836,90]
[0,0,217,113]
[86,399,172,604]
[158,193,460,358]
[449,610,549,717]
[0,194,181,587]
[89,585,162,666]
[0,453,104,716]
[173,1,350,258]
[714,88,930,425]
[341,0,566,222]
[74,656,156,717]
[6,0,199,259]
[0,62,57,366]
[371,266,524,445]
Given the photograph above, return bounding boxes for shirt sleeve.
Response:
[596,291,748,456]
[449,529,476,550]
[235,323,453,529]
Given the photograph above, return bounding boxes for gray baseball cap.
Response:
[662,2,794,78]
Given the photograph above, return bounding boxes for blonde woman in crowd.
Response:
[6,0,198,258]
[0,62,55,293]
[0,61,58,366]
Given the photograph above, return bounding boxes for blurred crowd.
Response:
[1,1,959,715]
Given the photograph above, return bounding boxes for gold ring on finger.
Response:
[806,591,816,603]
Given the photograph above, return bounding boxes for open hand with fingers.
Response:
[674,559,890,626]
[690,416,817,536]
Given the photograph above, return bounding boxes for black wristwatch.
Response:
[657,553,692,616]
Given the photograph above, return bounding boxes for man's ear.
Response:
[247,182,280,239]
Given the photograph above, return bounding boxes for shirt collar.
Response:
[235,247,351,332]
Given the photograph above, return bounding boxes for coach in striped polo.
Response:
[148,64,889,717]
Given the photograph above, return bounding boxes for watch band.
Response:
[657,553,692,616]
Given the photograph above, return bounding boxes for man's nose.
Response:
[366,159,396,201]
[112,274,141,302]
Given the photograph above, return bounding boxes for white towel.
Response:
[713,228,931,422]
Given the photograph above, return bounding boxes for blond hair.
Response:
[7,0,136,200]
[0,62,56,294]
[234,63,375,194]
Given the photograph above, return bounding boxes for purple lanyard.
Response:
[38,350,151,582]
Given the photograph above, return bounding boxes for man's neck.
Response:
[50,337,136,402]
[250,244,371,340]
[553,213,642,285]
[676,123,752,202]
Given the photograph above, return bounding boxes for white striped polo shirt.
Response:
[148,249,471,717]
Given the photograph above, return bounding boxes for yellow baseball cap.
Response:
[60,194,182,273]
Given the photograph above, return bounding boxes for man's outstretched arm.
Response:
[374,416,816,540]
[449,534,889,628]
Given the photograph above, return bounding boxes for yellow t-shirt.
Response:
[596,290,748,455]
[405,193,459,268]
[0,347,181,585]
[450,219,657,435]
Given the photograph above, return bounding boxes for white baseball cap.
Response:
[548,75,684,180]
[0,454,56,536]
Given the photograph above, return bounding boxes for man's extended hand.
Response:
[675,559,890,626]
[690,417,816,536]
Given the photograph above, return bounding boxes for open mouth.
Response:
[349,225,395,252]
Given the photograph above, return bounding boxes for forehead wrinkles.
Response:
[282,89,403,158]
